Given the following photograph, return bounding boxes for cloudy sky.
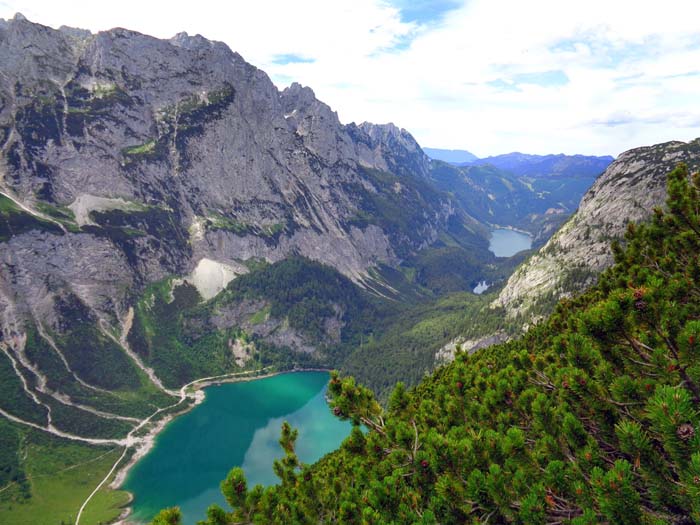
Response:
[2,0,699,157]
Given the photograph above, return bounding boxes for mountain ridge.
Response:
[0,13,490,340]
[495,137,700,326]
[463,151,614,178]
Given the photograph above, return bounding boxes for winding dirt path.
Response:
[98,309,178,396]
[74,366,274,525]
[0,407,128,446]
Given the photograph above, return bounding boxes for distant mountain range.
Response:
[466,152,615,178]
[424,147,614,178]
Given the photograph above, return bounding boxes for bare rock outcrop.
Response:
[494,138,700,324]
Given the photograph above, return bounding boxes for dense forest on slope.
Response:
[123,254,516,399]
[154,164,700,524]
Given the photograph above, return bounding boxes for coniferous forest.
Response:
[153,164,700,524]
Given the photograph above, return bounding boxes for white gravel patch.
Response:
[185,258,244,300]
[68,194,142,226]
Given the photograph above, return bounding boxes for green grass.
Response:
[33,202,82,233]
[248,305,271,325]
[204,213,284,238]
[0,420,26,496]
[120,139,168,167]
[34,202,75,222]
[79,479,132,525]
[123,140,157,156]
[0,194,19,213]
[205,212,250,234]
[0,429,130,525]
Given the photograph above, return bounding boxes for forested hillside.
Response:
[156,164,700,524]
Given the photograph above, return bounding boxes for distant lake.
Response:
[489,228,532,257]
[124,371,351,525]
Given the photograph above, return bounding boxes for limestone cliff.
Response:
[0,14,486,344]
[494,138,700,325]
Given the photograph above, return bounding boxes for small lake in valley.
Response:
[488,228,532,257]
[123,371,351,524]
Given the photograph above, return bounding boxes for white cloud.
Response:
[1,0,700,156]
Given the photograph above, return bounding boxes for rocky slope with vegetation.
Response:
[0,14,501,519]
[0,12,495,401]
[157,164,700,525]
[494,138,700,329]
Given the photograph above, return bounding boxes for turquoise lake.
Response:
[124,371,351,524]
[489,228,532,257]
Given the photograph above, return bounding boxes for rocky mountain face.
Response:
[494,138,700,326]
[0,16,511,467]
[0,14,487,351]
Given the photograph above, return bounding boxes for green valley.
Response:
[157,165,700,523]
[0,10,696,525]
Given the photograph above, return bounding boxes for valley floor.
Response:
[0,365,334,525]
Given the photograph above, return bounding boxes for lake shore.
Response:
[488,224,533,237]
[110,367,331,525]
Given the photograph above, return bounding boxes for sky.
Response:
[1,0,700,157]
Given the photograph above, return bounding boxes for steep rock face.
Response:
[355,122,431,178]
[0,230,134,334]
[494,138,700,323]
[0,15,484,341]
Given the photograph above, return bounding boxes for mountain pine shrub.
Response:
[152,164,700,524]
